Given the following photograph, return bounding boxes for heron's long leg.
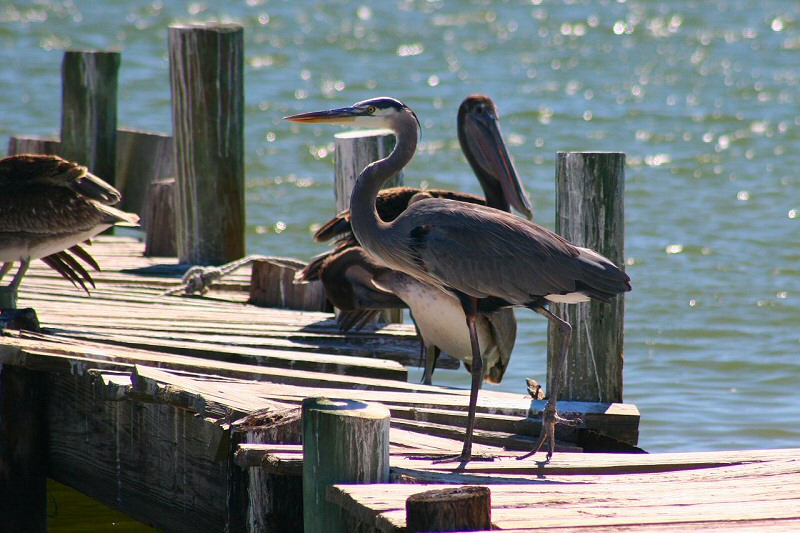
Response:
[519,305,572,461]
[8,259,29,292]
[432,294,482,465]
[0,262,13,283]
[459,295,483,463]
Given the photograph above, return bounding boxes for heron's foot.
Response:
[517,400,583,461]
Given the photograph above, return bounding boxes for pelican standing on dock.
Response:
[0,154,139,298]
[285,97,631,462]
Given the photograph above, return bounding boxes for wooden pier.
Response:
[1,238,797,531]
[3,21,799,533]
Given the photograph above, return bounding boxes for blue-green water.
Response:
[2,0,799,464]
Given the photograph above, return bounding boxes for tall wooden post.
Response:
[334,129,403,323]
[169,23,245,265]
[60,50,121,187]
[302,397,390,533]
[549,152,626,403]
[0,366,47,532]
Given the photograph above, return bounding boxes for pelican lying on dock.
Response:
[299,95,530,385]
[0,154,139,296]
[286,97,631,462]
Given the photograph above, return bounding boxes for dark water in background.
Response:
[2,0,799,468]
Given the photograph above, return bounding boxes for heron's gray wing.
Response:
[398,200,585,304]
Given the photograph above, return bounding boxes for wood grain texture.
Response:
[328,450,800,531]
[302,397,390,533]
[143,178,177,257]
[116,128,175,218]
[169,23,245,265]
[60,50,120,187]
[551,151,626,403]
[406,486,491,532]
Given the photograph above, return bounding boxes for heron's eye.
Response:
[367,106,376,114]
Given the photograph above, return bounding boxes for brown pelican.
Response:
[314,245,516,385]
[0,154,139,297]
[285,97,631,462]
[301,95,529,385]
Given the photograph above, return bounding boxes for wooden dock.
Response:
[326,448,800,531]
[2,237,797,531]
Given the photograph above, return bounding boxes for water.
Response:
[2,0,799,460]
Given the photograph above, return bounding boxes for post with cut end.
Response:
[406,486,492,533]
[7,135,60,156]
[302,397,390,533]
[549,152,625,403]
[60,50,121,187]
[249,258,332,312]
[334,129,404,323]
[169,23,245,265]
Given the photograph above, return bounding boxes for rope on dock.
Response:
[163,255,308,296]
[163,255,269,296]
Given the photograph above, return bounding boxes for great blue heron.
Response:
[0,154,139,296]
[285,97,631,462]
[302,95,530,385]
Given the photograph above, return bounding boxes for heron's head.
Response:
[285,96,420,134]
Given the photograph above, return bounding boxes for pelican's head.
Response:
[285,96,420,134]
[457,94,533,220]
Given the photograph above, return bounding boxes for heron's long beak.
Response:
[284,106,361,124]
[462,109,533,220]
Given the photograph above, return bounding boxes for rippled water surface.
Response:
[2,0,799,468]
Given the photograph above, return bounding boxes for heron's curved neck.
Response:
[349,117,418,255]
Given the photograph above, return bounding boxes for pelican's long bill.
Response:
[461,101,533,219]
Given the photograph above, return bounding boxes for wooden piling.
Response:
[60,50,121,187]
[406,486,492,533]
[249,258,332,312]
[334,129,404,323]
[0,366,47,532]
[143,179,177,257]
[302,397,390,533]
[7,135,60,156]
[334,129,403,214]
[168,23,245,265]
[116,128,175,217]
[0,287,17,309]
[550,151,626,403]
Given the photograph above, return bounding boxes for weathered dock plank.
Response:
[327,448,800,531]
